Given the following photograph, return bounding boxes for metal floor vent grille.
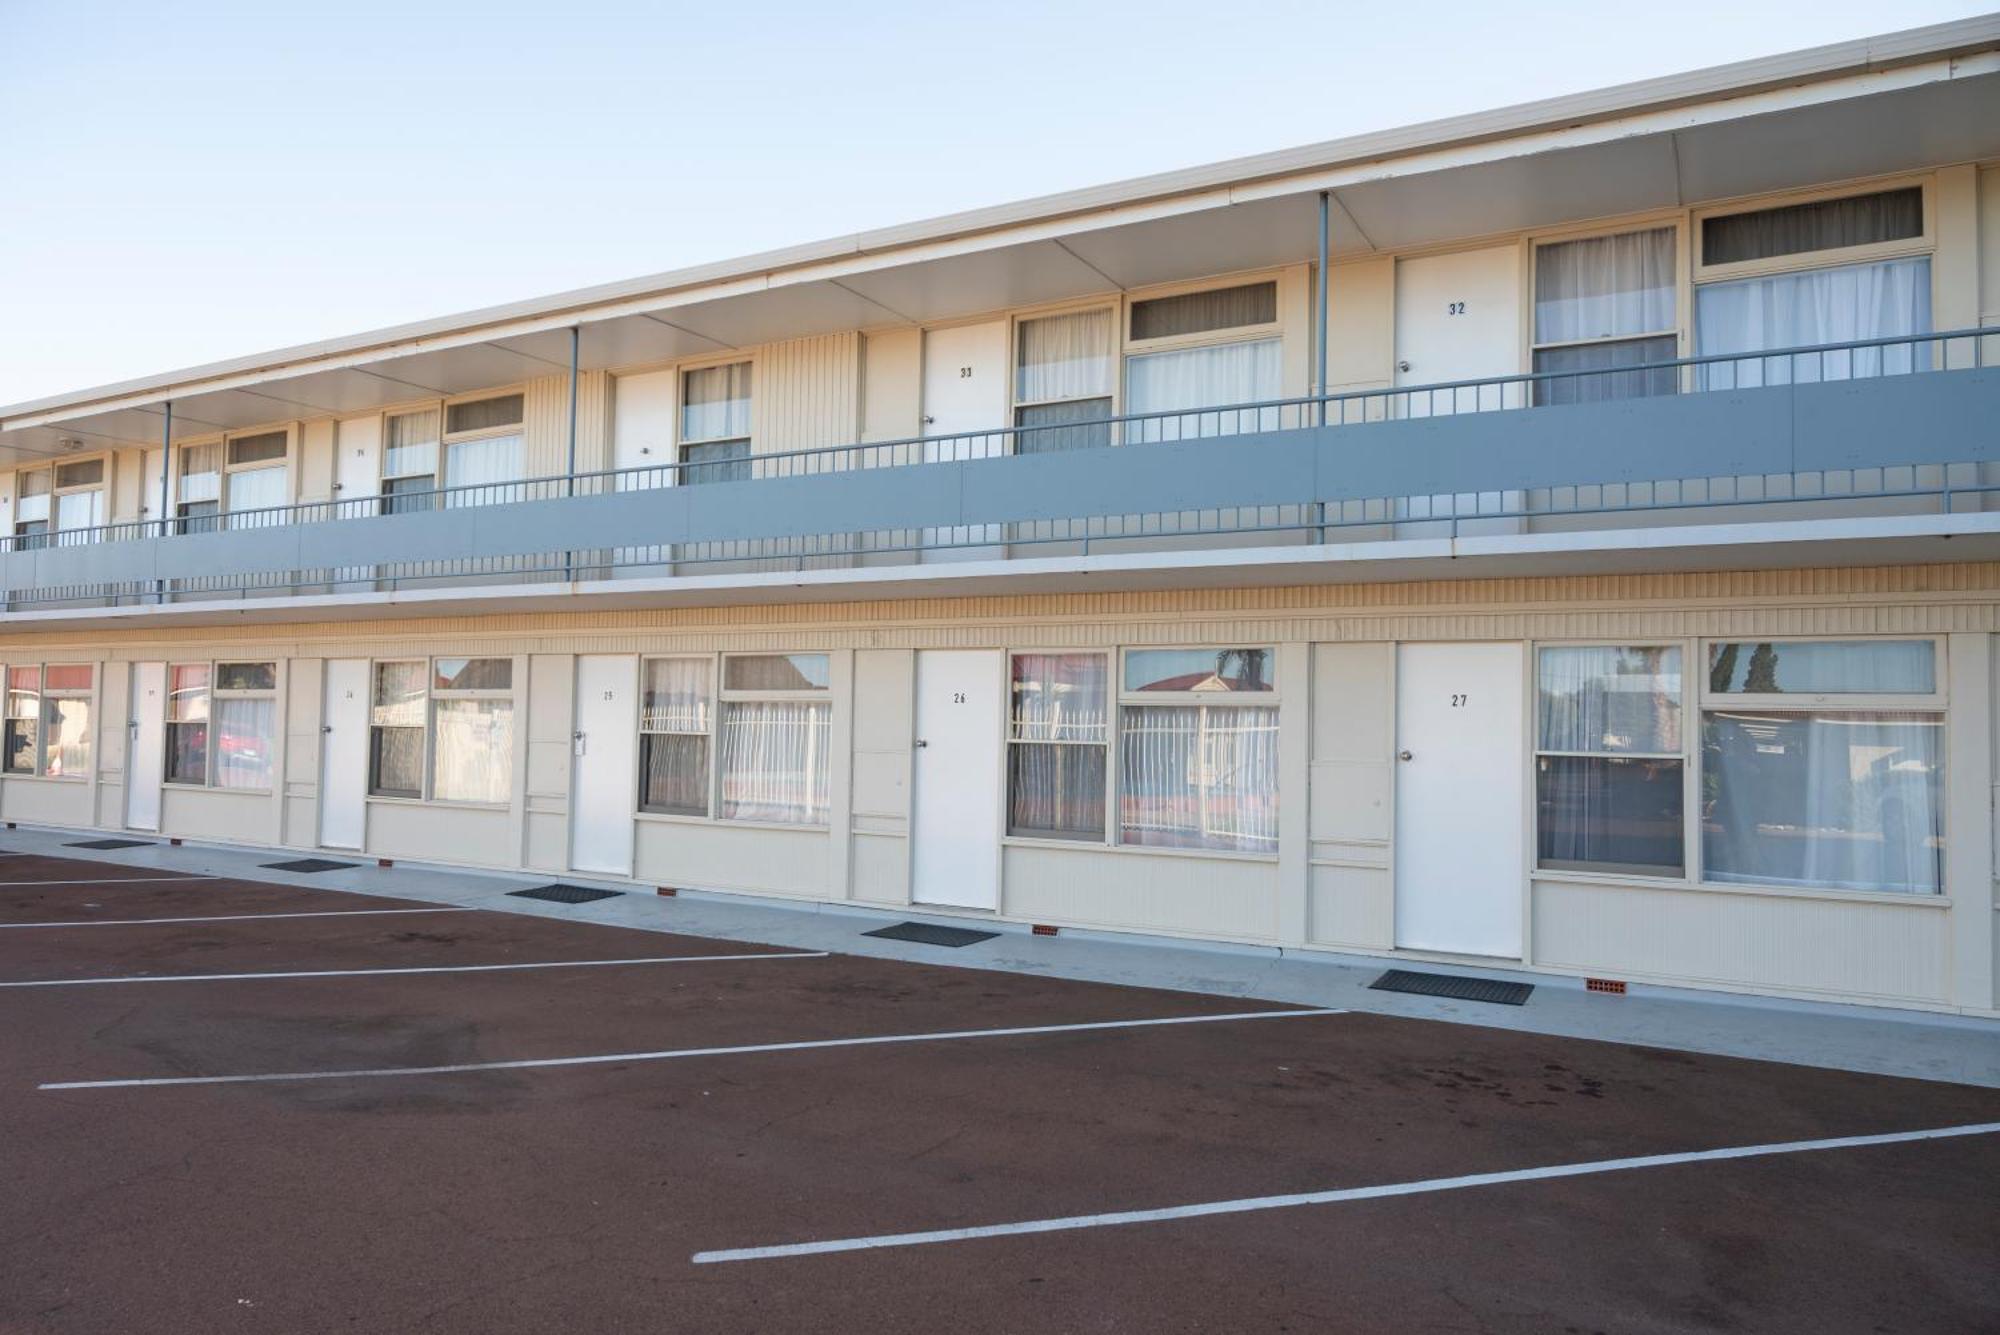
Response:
[864,921,999,948]
[67,839,153,850]
[508,883,623,905]
[262,858,360,873]
[1370,968,1534,1007]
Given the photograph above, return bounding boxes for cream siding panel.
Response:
[1326,257,1395,393]
[522,374,569,478]
[851,830,910,905]
[96,661,130,829]
[758,332,860,454]
[1277,262,1312,398]
[161,787,279,846]
[0,470,14,537]
[1310,865,1393,949]
[574,370,612,476]
[283,658,323,847]
[861,329,921,444]
[633,819,828,897]
[109,447,144,523]
[1308,640,1394,948]
[849,648,911,899]
[368,801,513,868]
[297,420,337,503]
[0,779,97,829]
[1530,880,1952,1003]
[1002,843,1280,941]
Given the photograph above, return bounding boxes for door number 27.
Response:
[1449,693,1468,707]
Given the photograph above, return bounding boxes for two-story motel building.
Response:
[4,19,2000,1015]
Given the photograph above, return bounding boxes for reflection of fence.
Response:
[1119,707,1279,852]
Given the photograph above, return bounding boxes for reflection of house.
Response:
[2,21,1999,1014]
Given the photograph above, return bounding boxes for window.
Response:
[1125,281,1283,441]
[12,468,49,550]
[1701,640,1942,895]
[1007,653,1108,840]
[4,666,41,775]
[441,394,525,506]
[717,653,828,824]
[382,409,442,514]
[368,661,426,798]
[165,664,210,785]
[430,658,515,803]
[681,362,752,484]
[1535,647,1684,876]
[639,658,712,815]
[163,662,275,788]
[223,431,289,527]
[177,443,222,534]
[1014,310,1114,454]
[1532,227,1677,405]
[1117,647,1277,852]
[3,664,94,779]
[1694,186,1931,387]
[49,458,106,541]
[1701,187,1923,267]
[367,657,514,803]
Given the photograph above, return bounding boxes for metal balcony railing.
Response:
[2,327,1995,609]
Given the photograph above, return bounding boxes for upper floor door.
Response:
[921,321,1009,461]
[1395,246,1522,416]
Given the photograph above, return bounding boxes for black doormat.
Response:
[1369,968,1534,1006]
[864,921,999,948]
[508,883,623,905]
[66,838,153,850]
[262,858,360,873]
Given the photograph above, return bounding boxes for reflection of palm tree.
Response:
[1217,648,1268,691]
[1709,643,1739,693]
[1745,643,1779,693]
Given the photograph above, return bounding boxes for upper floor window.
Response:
[441,394,525,506]
[382,409,442,514]
[19,459,108,544]
[681,362,752,484]
[1014,309,1114,454]
[1694,186,1931,386]
[13,467,51,549]
[178,432,290,532]
[1124,281,1283,440]
[3,663,93,779]
[177,444,222,533]
[1531,227,1678,406]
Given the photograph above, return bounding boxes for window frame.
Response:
[636,653,717,819]
[161,660,278,791]
[711,651,832,827]
[1691,178,1935,285]
[1004,649,1113,846]
[1112,645,1281,857]
[0,662,95,781]
[379,406,444,514]
[1122,274,1285,356]
[220,427,293,525]
[1530,641,1693,883]
[1527,223,1684,359]
[1011,301,1121,416]
[364,655,518,806]
[676,356,755,484]
[437,389,528,504]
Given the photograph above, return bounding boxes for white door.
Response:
[571,655,638,877]
[320,659,370,850]
[335,415,382,515]
[1395,246,1523,415]
[1394,643,1525,957]
[911,649,1004,909]
[125,662,166,832]
[612,369,677,479]
[921,320,1009,456]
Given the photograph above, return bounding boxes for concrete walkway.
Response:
[6,824,1994,1088]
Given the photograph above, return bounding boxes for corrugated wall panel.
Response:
[758,332,860,454]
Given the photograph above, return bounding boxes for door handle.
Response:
[913,739,928,748]
[322,724,333,734]
[1398,750,1414,761]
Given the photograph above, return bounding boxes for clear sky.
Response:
[0,0,1985,405]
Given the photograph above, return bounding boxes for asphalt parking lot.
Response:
[3,846,1997,1334]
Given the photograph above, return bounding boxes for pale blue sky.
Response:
[0,0,1984,404]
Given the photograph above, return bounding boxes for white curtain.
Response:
[431,699,514,803]
[1118,704,1278,851]
[42,698,91,778]
[1017,310,1113,403]
[683,362,753,442]
[385,410,440,478]
[1695,257,1932,386]
[1007,654,1108,839]
[214,697,275,789]
[55,489,105,533]
[719,700,829,824]
[179,444,222,504]
[642,658,711,733]
[1703,710,1942,894]
[1010,653,1107,741]
[445,434,524,506]
[226,466,287,526]
[1537,646,1681,754]
[1706,640,1934,695]
[1125,339,1283,440]
[1535,227,1676,343]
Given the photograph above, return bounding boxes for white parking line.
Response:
[690,1120,2000,1264]
[38,1007,1343,1091]
[0,950,828,987]
[0,875,211,887]
[0,907,470,930]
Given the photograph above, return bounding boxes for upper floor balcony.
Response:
[2,327,1996,622]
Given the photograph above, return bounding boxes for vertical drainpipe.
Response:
[155,400,173,603]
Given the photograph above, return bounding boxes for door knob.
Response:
[1398,750,1414,761]
[913,739,928,748]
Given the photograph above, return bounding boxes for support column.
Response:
[1276,640,1312,947]
[1947,632,1994,1010]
